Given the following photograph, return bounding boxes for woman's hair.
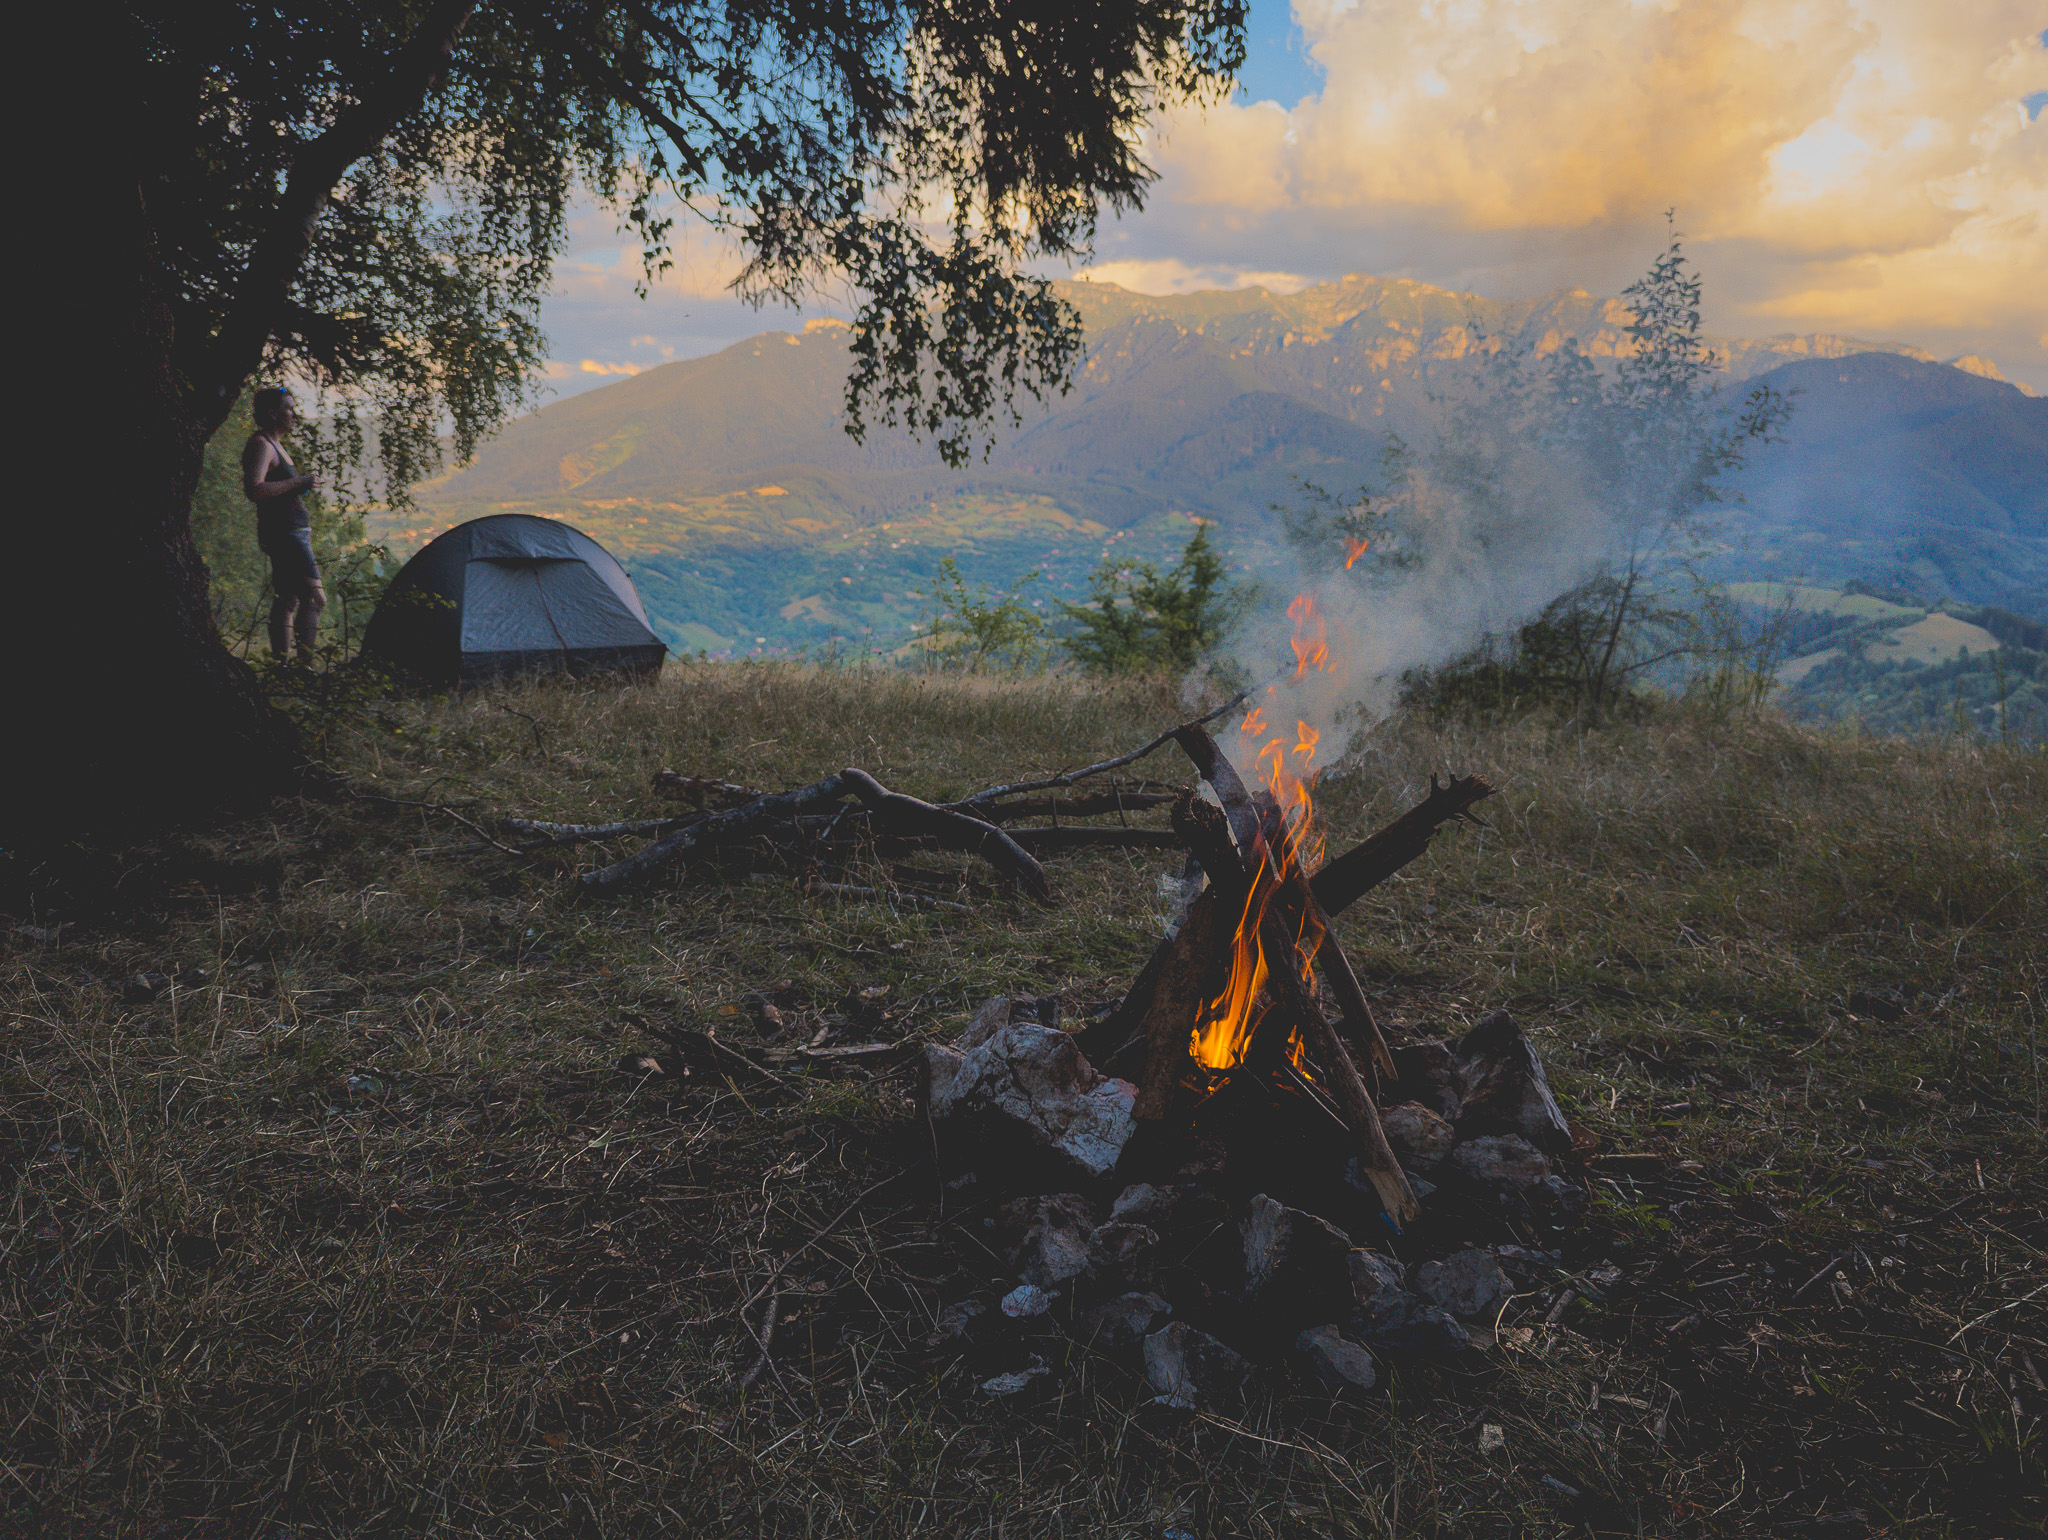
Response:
[253,386,295,428]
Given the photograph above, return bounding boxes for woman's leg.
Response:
[295,581,327,658]
[268,592,297,659]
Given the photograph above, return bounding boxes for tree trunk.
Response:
[8,181,300,853]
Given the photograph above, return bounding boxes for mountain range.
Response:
[384,275,2048,653]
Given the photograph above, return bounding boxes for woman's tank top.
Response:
[250,435,311,538]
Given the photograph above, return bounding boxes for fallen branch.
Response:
[954,789,1175,823]
[504,815,696,849]
[839,769,1051,901]
[1004,826,1180,853]
[580,772,855,892]
[637,1021,791,1089]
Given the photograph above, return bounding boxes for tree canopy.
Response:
[137,0,1249,493]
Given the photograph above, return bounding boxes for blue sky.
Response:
[1234,0,1324,107]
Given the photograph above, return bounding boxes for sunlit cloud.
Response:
[1085,0,2048,388]
[1071,257,1312,293]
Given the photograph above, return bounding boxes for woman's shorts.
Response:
[260,527,322,592]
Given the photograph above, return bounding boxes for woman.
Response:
[241,386,325,662]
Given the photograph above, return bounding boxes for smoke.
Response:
[1219,446,1615,783]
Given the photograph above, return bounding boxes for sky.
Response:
[533,1,2048,399]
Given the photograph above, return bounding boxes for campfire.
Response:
[554,599,1589,1406]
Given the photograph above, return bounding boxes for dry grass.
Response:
[3,663,2044,1538]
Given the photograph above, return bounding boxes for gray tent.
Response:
[361,514,666,687]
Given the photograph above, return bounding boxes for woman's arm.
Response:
[242,436,317,500]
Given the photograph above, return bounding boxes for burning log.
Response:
[1099,723,1423,1222]
[1080,768,1494,1067]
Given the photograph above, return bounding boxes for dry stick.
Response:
[1180,727,1394,1075]
[1005,826,1181,853]
[352,791,526,856]
[735,1164,925,1321]
[1255,904,1419,1223]
[582,771,855,891]
[1134,893,1224,1120]
[837,769,1050,901]
[740,1286,782,1389]
[956,692,1247,809]
[1113,792,1247,1096]
[967,790,1176,823]
[1265,814,1397,1080]
[505,814,698,849]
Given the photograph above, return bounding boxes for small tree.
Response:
[917,560,1050,675]
[1061,524,1245,674]
[1344,223,1792,721]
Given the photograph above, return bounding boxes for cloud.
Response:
[535,201,837,399]
[1091,0,2048,388]
[1071,257,1312,293]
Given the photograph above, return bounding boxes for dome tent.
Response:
[361,514,666,687]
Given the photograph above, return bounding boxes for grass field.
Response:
[4,667,2045,1537]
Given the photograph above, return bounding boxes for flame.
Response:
[1193,594,1340,1071]
[1286,594,1331,678]
[1344,536,1370,569]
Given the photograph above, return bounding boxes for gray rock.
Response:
[993,1193,1099,1285]
[1491,1245,1563,1284]
[929,1298,991,1346]
[1294,1324,1379,1394]
[1415,1249,1513,1320]
[1110,1182,1230,1231]
[980,1363,1051,1397]
[927,1023,1138,1180]
[1085,1222,1159,1291]
[1390,1040,1461,1121]
[1346,1249,1408,1307]
[1452,1011,1570,1154]
[1078,1291,1171,1353]
[1143,1322,1249,1409]
[955,996,1014,1050]
[1380,1102,1458,1173]
[1353,1291,1472,1358]
[1000,1283,1053,1318]
[1450,1133,1554,1194]
[1533,1174,1590,1221]
[1241,1195,1357,1329]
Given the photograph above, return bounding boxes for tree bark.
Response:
[8,2,483,852]
[10,173,301,851]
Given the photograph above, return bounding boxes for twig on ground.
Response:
[352,791,526,856]
[494,701,548,757]
[740,1286,781,1389]
[957,693,1246,808]
[735,1163,926,1321]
